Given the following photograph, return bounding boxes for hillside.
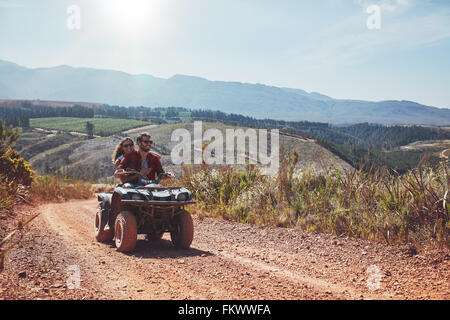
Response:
[16,121,351,182]
[1,60,449,125]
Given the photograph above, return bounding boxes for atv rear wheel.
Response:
[170,210,193,249]
[114,211,137,252]
[94,204,114,242]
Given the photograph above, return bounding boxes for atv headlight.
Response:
[176,189,192,201]
[176,193,187,201]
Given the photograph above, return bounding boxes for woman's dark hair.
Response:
[112,137,134,165]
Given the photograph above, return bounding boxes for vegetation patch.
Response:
[16,131,81,161]
[30,117,149,136]
[0,121,95,272]
[179,151,449,247]
[30,175,94,202]
[0,121,34,217]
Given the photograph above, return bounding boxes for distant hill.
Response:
[1,59,449,125]
[0,99,102,108]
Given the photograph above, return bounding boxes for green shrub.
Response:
[0,120,35,186]
[0,175,15,217]
[0,120,34,217]
[0,148,34,186]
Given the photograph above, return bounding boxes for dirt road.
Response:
[1,199,449,300]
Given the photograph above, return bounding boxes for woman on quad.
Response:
[112,137,135,168]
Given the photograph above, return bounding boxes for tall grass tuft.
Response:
[0,176,16,217]
[30,175,94,202]
[0,212,40,272]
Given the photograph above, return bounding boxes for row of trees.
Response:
[190,109,329,130]
[336,123,450,150]
[0,114,30,128]
[0,102,94,128]
[92,105,185,119]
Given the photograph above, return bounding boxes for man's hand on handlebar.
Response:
[159,172,175,180]
[114,169,139,178]
[114,169,124,178]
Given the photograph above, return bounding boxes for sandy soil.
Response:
[0,199,448,300]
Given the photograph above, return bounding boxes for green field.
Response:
[30,117,149,136]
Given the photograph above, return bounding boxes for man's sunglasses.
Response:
[122,143,134,148]
[142,140,153,144]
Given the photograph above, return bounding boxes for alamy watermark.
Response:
[67,5,81,30]
[366,4,381,30]
[171,121,280,173]
[66,265,81,289]
[366,264,382,290]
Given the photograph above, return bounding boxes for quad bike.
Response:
[95,169,195,252]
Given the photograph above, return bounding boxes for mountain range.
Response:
[1,59,449,125]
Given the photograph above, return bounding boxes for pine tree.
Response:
[86,121,94,139]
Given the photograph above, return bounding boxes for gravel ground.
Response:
[0,200,448,300]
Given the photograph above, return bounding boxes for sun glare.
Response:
[104,0,160,33]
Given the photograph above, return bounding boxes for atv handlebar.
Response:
[158,172,175,179]
[114,169,175,183]
[114,169,140,176]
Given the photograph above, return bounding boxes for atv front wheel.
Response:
[114,211,137,252]
[94,204,114,242]
[170,210,193,249]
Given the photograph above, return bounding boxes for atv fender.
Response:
[97,192,113,207]
[107,188,132,230]
[113,187,132,200]
[97,193,112,226]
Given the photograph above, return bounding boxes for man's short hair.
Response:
[137,132,151,143]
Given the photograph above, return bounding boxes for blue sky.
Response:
[0,0,449,108]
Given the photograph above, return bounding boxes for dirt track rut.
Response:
[1,199,449,300]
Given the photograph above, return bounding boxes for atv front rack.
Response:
[121,200,196,206]
[136,186,184,191]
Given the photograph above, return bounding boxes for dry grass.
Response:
[30,175,94,202]
[0,212,40,272]
[91,183,115,193]
[178,151,449,247]
[0,174,95,273]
